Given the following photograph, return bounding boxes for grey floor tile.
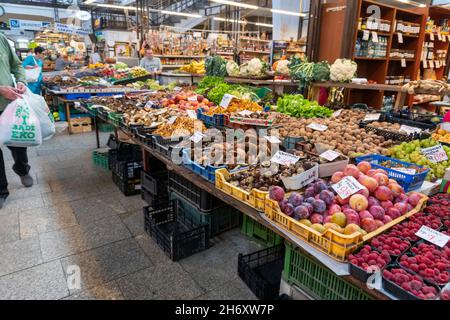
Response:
[19,205,78,239]
[42,189,100,206]
[116,194,146,212]
[7,183,52,201]
[69,194,126,225]
[134,234,172,266]
[39,215,131,261]
[0,237,43,277]
[120,210,145,237]
[63,281,124,300]
[117,263,201,300]
[60,238,151,295]
[0,195,45,215]
[0,260,69,300]
[0,213,19,244]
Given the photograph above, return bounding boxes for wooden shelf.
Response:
[358,29,391,37]
[239,50,271,54]
[389,58,416,61]
[240,37,271,43]
[354,56,387,61]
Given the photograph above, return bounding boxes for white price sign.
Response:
[186,110,197,119]
[401,59,407,68]
[372,31,379,43]
[264,136,281,144]
[421,145,448,163]
[332,176,365,200]
[238,110,253,116]
[364,113,381,122]
[271,151,300,166]
[399,125,422,135]
[429,60,435,69]
[437,32,443,41]
[173,86,183,92]
[320,150,341,162]
[393,167,416,175]
[307,123,328,132]
[430,33,435,41]
[415,226,450,248]
[145,101,154,108]
[398,32,403,44]
[220,94,236,108]
[167,116,177,125]
[332,109,343,118]
[190,131,204,143]
[363,30,370,41]
[188,96,198,102]
[423,60,428,68]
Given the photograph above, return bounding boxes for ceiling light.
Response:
[95,4,137,11]
[214,17,247,24]
[210,0,259,10]
[271,8,306,17]
[161,10,202,18]
[394,0,426,7]
[83,0,96,4]
[255,22,273,28]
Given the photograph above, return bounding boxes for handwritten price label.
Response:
[186,110,197,119]
[363,30,370,41]
[399,125,422,135]
[333,109,343,118]
[264,136,281,144]
[173,87,182,92]
[220,94,236,108]
[364,113,381,122]
[239,110,253,116]
[271,151,300,166]
[145,101,154,108]
[398,32,403,44]
[416,226,450,248]
[393,167,417,175]
[320,150,341,162]
[188,96,198,102]
[421,145,448,163]
[307,123,328,132]
[401,59,407,68]
[372,31,379,43]
[190,131,204,143]
[167,116,177,125]
[332,176,365,200]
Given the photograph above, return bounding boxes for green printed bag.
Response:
[0,97,42,147]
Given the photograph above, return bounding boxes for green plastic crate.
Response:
[98,123,115,132]
[169,191,240,238]
[108,112,124,127]
[92,150,110,170]
[241,214,283,247]
[283,243,373,300]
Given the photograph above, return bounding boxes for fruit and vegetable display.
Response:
[377,160,428,174]
[152,118,206,138]
[363,121,424,136]
[160,91,213,111]
[122,107,185,127]
[276,94,333,118]
[401,80,450,95]
[329,58,358,83]
[205,55,228,77]
[388,139,450,180]
[44,75,79,87]
[288,58,331,89]
[432,128,450,145]
[179,60,206,74]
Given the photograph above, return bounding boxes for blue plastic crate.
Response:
[59,112,92,122]
[62,92,92,100]
[182,148,226,183]
[355,154,429,192]
[197,109,225,127]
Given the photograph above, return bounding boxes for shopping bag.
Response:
[23,89,55,140]
[0,97,42,147]
[24,57,41,83]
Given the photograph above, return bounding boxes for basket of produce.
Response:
[196,108,226,127]
[97,107,110,121]
[182,148,226,183]
[228,112,276,127]
[263,163,428,262]
[401,80,450,96]
[355,155,430,192]
[107,112,124,127]
[349,244,393,282]
[433,128,450,146]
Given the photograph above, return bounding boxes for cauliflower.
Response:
[247,58,264,76]
[330,59,357,82]
[275,60,290,75]
[239,64,250,76]
[226,61,239,76]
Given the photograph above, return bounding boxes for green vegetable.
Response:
[207,83,231,105]
[205,56,228,77]
[289,58,315,90]
[312,61,330,82]
[195,76,226,95]
[277,94,333,119]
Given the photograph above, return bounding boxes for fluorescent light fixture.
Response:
[210,0,259,10]
[255,22,273,28]
[214,17,247,24]
[83,0,96,4]
[95,4,137,10]
[161,10,202,18]
[395,0,426,7]
[271,8,306,17]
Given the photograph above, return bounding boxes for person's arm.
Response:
[1,35,27,92]
[156,58,162,72]
[139,58,146,68]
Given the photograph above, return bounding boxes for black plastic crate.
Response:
[168,170,225,212]
[141,186,169,207]
[143,200,209,261]
[112,171,141,196]
[134,127,156,147]
[111,158,142,180]
[238,244,285,300]
[151,135,185,159]
[141,170,169,197]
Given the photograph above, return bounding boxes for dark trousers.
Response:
[0,146,30,199]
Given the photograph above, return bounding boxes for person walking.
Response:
[22,46,45,95]
[0,33,34,209]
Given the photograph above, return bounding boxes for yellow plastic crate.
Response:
[215,168,268,211]
[264,195,428,262]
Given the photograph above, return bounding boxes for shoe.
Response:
[20,174,34,188]
[0,198,5,209]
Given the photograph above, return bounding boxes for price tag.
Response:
[188,96,198,102]
[113,95,123,99]
[430,33,435,41]
[443,35,447,43]
[271,151,300,166]
[332,176,365,200]
[421,145,448,163]
[372,22,379,30]
[193,32,202,38]
[307,123,328,132]
[398,32,403,44]
[423,60,428,68]
[399,125,422,135]
[372,31,379,43]
[167,116,177,125]
[173,86,182,92]
[186,109,197,119]
[437,32,443,41]
[415,226,450,248]
[190,131,204,143]
[264,136,281,144]
[74,102,81,108]
[429,60,435,69]
[220,94,236,108]
[401,59,407,68]
[62,76,70,81]
[393,167,417,175]
[364,113,381,122]
[145,101,154,108]
[238,110,253,116]
[363,30,370,41]
[332,109,343,118]
[320,150,341,162]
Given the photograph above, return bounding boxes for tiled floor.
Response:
[0,128,259,300]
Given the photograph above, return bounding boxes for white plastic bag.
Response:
[0,97,42,147]
[23,89,55,140]
[24,57,41,83]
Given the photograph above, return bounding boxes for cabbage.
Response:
[226,61,239,76]
[247,58,264,76]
